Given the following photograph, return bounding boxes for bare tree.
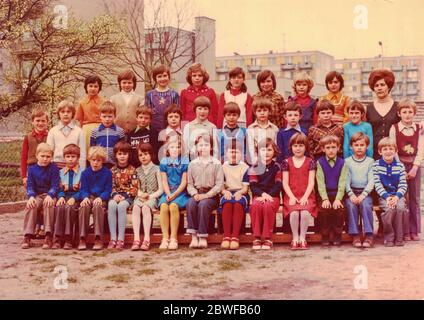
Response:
[0,0,50,46]
[110,0,214,88]
[0,10,125,118]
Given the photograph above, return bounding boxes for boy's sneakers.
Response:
[395,240,404,246]
[63,241,73,250]
[42,234,53,250]
[384,240,395,247]
[333,234,342,246]
[21,236,31,249]
[116,240,125,250]
[78,239,87,250]
[198,238,208,249]
[411,233,420,241]
[362,236,374,248]
[51,237,61,250]
[107,240,117,250]
[404,234,412,241]
[352,236,362,248]
[252,239,262,250]
[321,235,330,246]
[93,239,104,250]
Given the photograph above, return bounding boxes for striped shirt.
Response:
[90,124,125,164]
[372,158,407,199]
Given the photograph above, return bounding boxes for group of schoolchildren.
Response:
[20,63,422,252]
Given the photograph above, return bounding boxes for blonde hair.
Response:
[319,135,341,149]
[88,146,107,162]
[99,101,116,115]
[397,97,417,114]
[57,100,76,118]
[292,72,314,94]
[378,137,397,152]
[36,142,54,156]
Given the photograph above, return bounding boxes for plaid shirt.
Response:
[307,122,344,159]
[252,91,285,128]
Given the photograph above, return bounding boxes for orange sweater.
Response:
[75,95,105,126]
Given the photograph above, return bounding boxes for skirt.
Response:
[218,191,249,214]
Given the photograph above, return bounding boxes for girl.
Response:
[248,138,282,250]
[289,72,317,133]
[320,71,350,126]
[110,69,144,133]
[217,67,253,128]
[282,133,317,250]
[145,65,180,138]
[186,134,224,249]
[252,70,285,128]
[107,141,138,250]
[219,140,249,250]
[157,104,183,156]
[157,135,190,250]
[180,63,219,124]
[131,143,163,251]
[75,75,105,155]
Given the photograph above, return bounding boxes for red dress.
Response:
[282,157,317,218]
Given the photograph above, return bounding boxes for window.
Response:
[269,57,276,65]
[335,63,343,70]
[303,55,310,63]
[351,62,358,69]
[218,74,226,81]
[286,56,292,64]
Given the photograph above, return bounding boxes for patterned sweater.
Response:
[372,158,407,199]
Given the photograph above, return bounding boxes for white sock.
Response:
[300,210,311,242]
[132,205,141,241]
[290,211,300,242]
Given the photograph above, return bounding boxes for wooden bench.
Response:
[86,206,383,245]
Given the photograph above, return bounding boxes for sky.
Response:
[190,0,424,59]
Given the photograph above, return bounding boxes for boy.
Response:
[53,144,82,249]
[21,143,60,249]
[316,135,347,246]
[308,99,343,159]
[110,69,144,133]
[373,138,408,247]
[20,107,49,237]
[90,101,125,168]
[345,132,375,248]
[389,98,423,241]
[21,107,49,187]
[217,102,247,162]
[246,98,278,165]
[78,146,112,251]
[343,100,373,158]
[276,101,307,162]
[127,106,153,167]
[47,100,86,169]
[182,96,218,160]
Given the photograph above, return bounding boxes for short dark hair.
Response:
[289,133,308,152]
[252,98,272,113]
[325,71,344,91]
[117,69,137,90]
[256,70,276,92]
[223,102,240,116]
[347,99,366,114]
[226,67,247,92]
[136,106,152,118]
[152,65,171,83]
[113,141,132,155]
[137,143,155,161]
[63,144,80,158]
[84,75,102,93]
[194,134,214,156]
[193,96,211,112]
[350,132,370,146]
[283,101,302,115]
[164,104,182,124]
[368,69,395,92]
[316,99,335,114]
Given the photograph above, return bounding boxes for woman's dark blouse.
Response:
[366,101,400,159]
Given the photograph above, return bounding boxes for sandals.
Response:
[116,240,125,250]
[168,238,178,250]
[252,239,262,250]
[107,240,117,250]
[298,240,309,250]
[261,239,273,250]
[131,240,141,251]
[159,238,170,250]
[140,240,150,251]
[230,237,239,250]
[221,237,231,249]
[290,240,298,250]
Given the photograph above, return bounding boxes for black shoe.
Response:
[321,236,330,246]
[332,234,342,246]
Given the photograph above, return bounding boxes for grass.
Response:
[81,264,107,274]
[217,259,243,271]
[104,274,130,283]
[136,268,157,276]
[112,259,135,267]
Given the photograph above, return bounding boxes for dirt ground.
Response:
[1,210,424,300]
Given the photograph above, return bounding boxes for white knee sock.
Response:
[142,206,152,242]
[300,210,311,242]
[132,205,141,242]
[290,211,300,242]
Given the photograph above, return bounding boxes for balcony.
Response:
[247,65,262,72]
[361,78,369,85]
[298,62,313,70]
[361,66,372,73]
[216,66,229,74]
[407,78,419,83]
[391,65,404,72]
[361,92,372,99]
[280,63,295,71]
[407,65,419,71]
[407,89,419,95]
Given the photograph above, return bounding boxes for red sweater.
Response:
[180,85,219,125]
[217,88,253,129]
